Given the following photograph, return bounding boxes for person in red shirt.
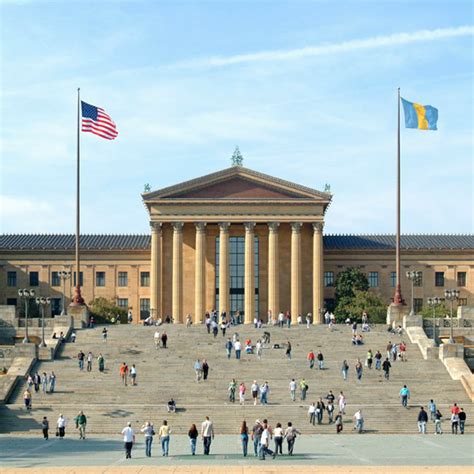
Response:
[120,362,129,386]
[307,350,315,369]
[451,403,460,415]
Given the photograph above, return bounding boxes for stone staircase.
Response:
[0,323,471,434]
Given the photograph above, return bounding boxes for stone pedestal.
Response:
[439,342,464,360]
[386,303,409,327]
[68,305,89,329]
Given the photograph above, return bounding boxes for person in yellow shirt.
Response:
[158,420,171,456]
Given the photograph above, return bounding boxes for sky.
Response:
[0,0,473,235]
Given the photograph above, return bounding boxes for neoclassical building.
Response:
[1,166,473,323]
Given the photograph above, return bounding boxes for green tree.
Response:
[335,267,369,301]
[88,297,127,324]
[420,301,449,320]
[338,290,387,323]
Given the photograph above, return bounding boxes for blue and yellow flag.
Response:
[401,98,438,130]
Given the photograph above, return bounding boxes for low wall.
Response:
[403,315,438,360]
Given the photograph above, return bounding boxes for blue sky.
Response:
[1,0,473,235]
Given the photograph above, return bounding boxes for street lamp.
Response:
[444,289,460,344]
[58,270,71,316]
[36,296,51,348]
[17,289,36,343]
[427,296,442,345]
[406,271,422,316]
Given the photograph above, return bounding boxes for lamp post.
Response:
[58,270,71,316]
[444,289,460,344]
[406,271,422,316]
[18,289,36,343]
[427,296,442,345]
[36,296,51,348]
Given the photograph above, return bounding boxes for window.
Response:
[96,271,106,287]
[390,271,396,288]
[414,272,423,287]
[7,271,17,287]
[435,272,444,287]
[51,271,60,287]
[118,271,128,287]
[324,271,334,287]
[140,271,150,287]
[73,272,84,286]
[368,271,379,288]
[458,298,467,306]
[29,271,39,287]
[457,272,466,287]
[140,298,150,320]
[414,298,423,313]
[324,298,336,312]
[51,298,62,316]
[117,298,129,309]
[6,298,17,306]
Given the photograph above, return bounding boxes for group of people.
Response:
[40,412,87,440]
[227,379,272,405]
[119,362,137,386]
[418,401,467,435]
[194,359,210,382]
[23,371,57,409]
[153,330,168,349]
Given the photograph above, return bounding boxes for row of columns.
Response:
[150,221,324,323]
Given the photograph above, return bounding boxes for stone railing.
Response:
[423,318,472,329]
[403,315,438,359]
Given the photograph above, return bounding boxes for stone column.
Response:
[150,222,162,319]
[313,222,324,324]
[194,222,206,323]
[291,222,302,322]
[172,222,184,323]
[244,222,256,324]
[267,222,280,322]
[218,222,230,316]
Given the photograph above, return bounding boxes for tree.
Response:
[337,290,387,323]
[88,297,127,324]
[420,302,449,320]
[335,267,369,301]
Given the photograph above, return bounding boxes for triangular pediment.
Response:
[143,166,331,202]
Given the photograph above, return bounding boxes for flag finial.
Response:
[231,146,243,167]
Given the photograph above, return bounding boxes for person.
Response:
[307,350,315,369]
[353,409,364,433]
[167,398,176,413]
[251,380,259,406]
[228,379,237,403]
[188,423,198,455]
[326,390,335,404]
[140,421,155,457]
[284,422,300,455]
[259,421,274,460]
[89,316,95,328]
[234,339,242,359]
[316,398,325,424]
[120,362,129,386]
[255,339,263,359]
[97,353,105,372]
[374,350,382,370]
[306,313,312,328]
[154,330,160,349]
[308,402,316,425]
[317,351,324,370]
[459,408,466,434]
[327,400,335,424]
[286,341,292,360]
[355,359,363,382]
[285,311,291,328]
[289,379,297,402]
[122,422,135,459]
[23,389,32,410]
[451,402,460,415]
[335,411,343,433]
[77,350,85,371]
[260,381,269,405]
[41,416,49,440]
[194,359,202,382]
[201,416,214,455]
[351,321,357,335]
[278,312,284,327]
[400,385,410,408]
[434,409,443,434]
[366,349,373,369]
[391,343,398,362]
[418,407,428,434]
[225,338,233,359]
[57,414,67,438]
[70,331,76,343]
[245,338,253,354]
[75,411,87,439]
[297,314,302,325]
[382,358,391,380]
[159,420,170,456]
[127,309,133,323]
[240,421,249,457]
[386,341,392,360]
[399,341,407,361]
[451,412,459,434]
[161,331,168,348]
[41,372,48,393]
[186,314,193,327]
[271,422,282,457]
[251,420,263,457]
[49,372,56,393]
[130,364,137,386]
[428,399,437,422]
[341,360,349,380]
[205,315,211,333]
[239,382,246,405]
[85,352,93,372]
[33,372,40,393]
[202,359,209,381]
[338,391,346,414]
[300,378,308,401]
[102,327,108,342]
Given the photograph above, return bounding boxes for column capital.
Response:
[268,222,280,232]
[291,222,303,233]
[312,222,324,233]
[172,222,184,232]
[195,222,207,232]
[150,222,162,233]
[244,222,256,232]
[218,222,231,232]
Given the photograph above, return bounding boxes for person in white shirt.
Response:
[278,312,285,327]
[255,340,263,359]
[153,330,160,349]
[56,414,67,438]
[201,416,214,455]
[234,340,242,359]
[306,314,312,329]
[353,410,364,433]
[130,364,137,386]
[289,379,297,402]
[86,352,93,372]
[273,422,284,456]
[251,381,259,406]
[259,423,274,460]
[121,422,135,459]
[308,403,316,425]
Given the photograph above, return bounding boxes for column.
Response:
[244,222,256,324]
[150,222,162,319]
[313,222,324,324]
[268,222,280,321]
[172,222,184,323]
[218,222,230,316]
[194,222,206,323]
[291,222,302,322]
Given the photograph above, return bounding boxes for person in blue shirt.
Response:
[400,385,410,408]
[428,399,437,422]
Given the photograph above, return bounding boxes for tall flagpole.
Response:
[393,87,403,305]
[72,87,84,305]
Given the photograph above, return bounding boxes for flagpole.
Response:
[394,87,403,305]
[72,87,84,305]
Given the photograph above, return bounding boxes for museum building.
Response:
[1,166,473,323]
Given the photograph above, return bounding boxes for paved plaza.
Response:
[0,434,472,471]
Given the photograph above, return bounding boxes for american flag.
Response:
[81,101,118,140]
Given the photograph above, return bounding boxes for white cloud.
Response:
[177,26,474,68]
